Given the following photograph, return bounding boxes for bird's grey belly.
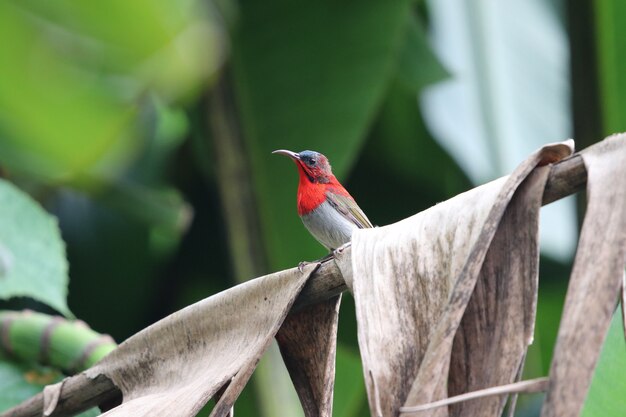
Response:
[301,201,358,250]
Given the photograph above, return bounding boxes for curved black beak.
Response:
[272,149,300,161]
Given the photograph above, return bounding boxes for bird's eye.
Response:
[308,158,316,166]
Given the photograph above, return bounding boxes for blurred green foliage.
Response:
[0,0,623,416]
[582,308,626,417]
[595,0,626,134]
[0,359,99,416]
[0,179,70,316]
[0,0,219,183]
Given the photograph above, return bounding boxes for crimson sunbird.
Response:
[272,149,373,250]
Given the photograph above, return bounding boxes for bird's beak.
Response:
[272,149,300,161]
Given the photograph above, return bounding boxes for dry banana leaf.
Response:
[541,134,626,417]
[276,295,342,417]
[60,264,319,417]
[446,165,549,417]
[336,142,573,416]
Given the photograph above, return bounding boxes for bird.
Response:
[272,149,372,251]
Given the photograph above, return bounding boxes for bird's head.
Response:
[272,149,333,184]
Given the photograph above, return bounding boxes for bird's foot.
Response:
[298,243,352,272]
[298,261,313,273]
[298,253,334,273]
[332,242,351,257]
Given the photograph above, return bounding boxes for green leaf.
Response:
[334,345,367,417]
[0,360,57,412]
[581,307,626,417]
[365,80,470,197]
[0,0,220,183]
[595,0,626,134]
[0,358,99,416]
[0,1,137,182]
[15,0,222,99]
[232,0,416,269]
[396,16,449,91]
[97,182,193,254]
[0,179,71,316]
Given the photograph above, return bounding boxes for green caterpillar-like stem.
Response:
[0,310,117,374]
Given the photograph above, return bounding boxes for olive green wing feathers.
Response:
[325,191,373,229]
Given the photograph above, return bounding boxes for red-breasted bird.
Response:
[272,149,372,250]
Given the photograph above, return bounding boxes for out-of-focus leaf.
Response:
[0,0,220,183]
[582,307,626,417]
[130,96,190,185]
[595,1,626,134]
[0,359,61,412]
[421,0,577,261]
[0,179,71,316]
[534,268,568,375]
[232,0,416,269]
[97,182,193,254]
[364,80,470,201]
[333,345,367,417]
[0,2,136,183]
[52,189,163,340]
[254,344,304,417]
[14,0,221,100]
[396,16,448,91]
[0,358,99,416]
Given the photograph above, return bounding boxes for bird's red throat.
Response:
[295,163,349,216]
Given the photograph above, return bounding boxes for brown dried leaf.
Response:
[276,295,342,417]
[335,178,505,416]
[336,142,573,417]
[541,134,626,417]
[447,166,550,417]
[79,264,318,417]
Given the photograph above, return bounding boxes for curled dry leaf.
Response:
[336,141,573,417]
[42,381,63,416]
[445,164,550,417]
[276,295,342,417]
[541,134,626,417]
[73,264,319,417]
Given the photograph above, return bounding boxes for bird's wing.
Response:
[325,191,373,229]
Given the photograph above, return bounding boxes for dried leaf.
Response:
[447,166,550,417]
[336,178,501,416]
[541,134,626,417]
[404,142,572,416]
[79,264,318,417]
[337,142,573,417]
[276,295,342,417]
[42,381,63,416]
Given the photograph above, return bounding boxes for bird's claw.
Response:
[332,242,351,257]
[299,243,353,272]
[298,261,309,273]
